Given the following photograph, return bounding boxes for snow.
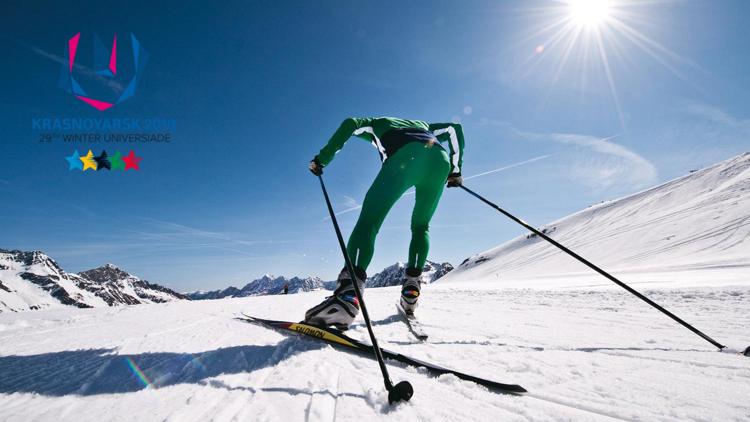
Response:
[0,280,748,421]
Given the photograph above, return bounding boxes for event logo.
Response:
[59,32,148,111]
[35,32,172,165]
[65,149,142,171]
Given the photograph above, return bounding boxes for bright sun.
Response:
[568,0,612,28]
[518,0,687,130]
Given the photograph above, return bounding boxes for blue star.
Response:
[65,150,83,171]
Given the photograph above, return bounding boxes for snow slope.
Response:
[444,153,750,288]
[0,281,748,421]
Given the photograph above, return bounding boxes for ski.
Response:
[396,302,428,341]
[238,313,527,394]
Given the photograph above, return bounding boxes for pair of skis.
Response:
[238,311,527,395]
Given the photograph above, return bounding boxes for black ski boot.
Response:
[305,266,366,330]
[399,267,422,315]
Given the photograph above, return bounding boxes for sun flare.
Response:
[515,0,688,130]
[568,0,613,28]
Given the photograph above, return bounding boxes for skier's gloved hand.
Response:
[309,157,323,176]
[446,172,463,188]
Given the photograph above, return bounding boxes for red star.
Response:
[122,150,142,170]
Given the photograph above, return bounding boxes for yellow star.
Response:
[80,150,98,171]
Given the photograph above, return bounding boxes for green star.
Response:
[110,150,126,171]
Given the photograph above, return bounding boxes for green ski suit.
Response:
[315,117,465,272]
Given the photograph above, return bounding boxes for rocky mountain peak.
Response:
[78,264,134,284]
[1,250,187,312]
[365,260,454,288]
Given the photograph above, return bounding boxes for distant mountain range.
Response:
[0,249,186,313]
[186,275,332,300]
[186,260,455,301]
[365,261,454,288]
[0,248,454,311]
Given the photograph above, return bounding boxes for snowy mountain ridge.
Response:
[365,261,454,288]
[0,250,107,312]
[186,275,330,300]
[0,250,186,313]
[77,263,189,305]
[186,261,454,300]
[1,248,453,309]
[444,152,750,285]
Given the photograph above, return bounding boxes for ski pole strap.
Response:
[460,185,726,350]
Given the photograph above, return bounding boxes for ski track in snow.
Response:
[0,277,749,422]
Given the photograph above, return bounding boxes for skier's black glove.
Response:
[309,157,323,176]
[446,172,463,188]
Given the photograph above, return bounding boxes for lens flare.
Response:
[125,357,152,388]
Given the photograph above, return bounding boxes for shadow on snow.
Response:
[0,337,325,397]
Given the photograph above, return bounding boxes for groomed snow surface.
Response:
[1,273,749,421]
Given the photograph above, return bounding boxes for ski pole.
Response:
[317,175,414,404]
[460,185,727,351]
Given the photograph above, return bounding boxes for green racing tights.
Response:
[346,141,451,273]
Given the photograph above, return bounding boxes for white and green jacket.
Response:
[315,117,465,175]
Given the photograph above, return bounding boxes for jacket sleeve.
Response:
[315,117,373,166]
[429,122,465,175]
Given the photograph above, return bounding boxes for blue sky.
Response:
[1,0,749,292]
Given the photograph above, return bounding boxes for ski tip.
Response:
[513,385,529,394]
[495,384,527,394]
[743,345,750,357]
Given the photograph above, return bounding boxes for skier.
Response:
[283,283,289,295]
[305,117,465,329]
